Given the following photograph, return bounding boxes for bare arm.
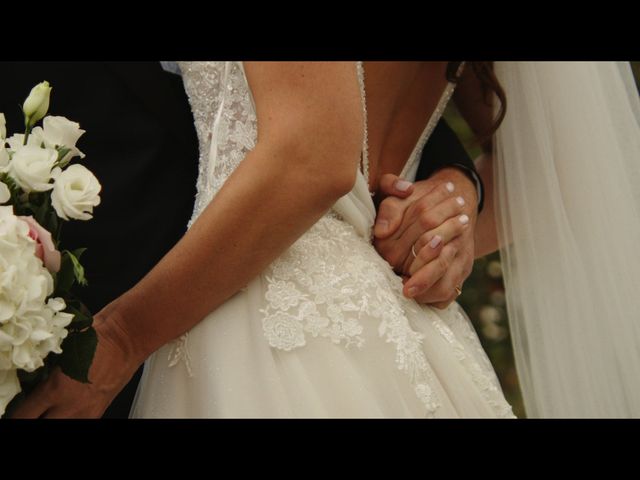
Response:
[11,62,364,418]
[111,62,363,361]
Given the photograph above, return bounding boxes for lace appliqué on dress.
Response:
[168,334,194,378]
[171,61,509,418]
[171,62,258,377]
[182,62,257,229]
[434,304,516,418]
[260,214,442,416]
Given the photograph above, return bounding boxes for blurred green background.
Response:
[443,62,640,418]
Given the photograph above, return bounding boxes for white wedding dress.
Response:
[130,62,516,418]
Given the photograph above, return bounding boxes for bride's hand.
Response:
[373,168,478,308]
[10,306,142,418]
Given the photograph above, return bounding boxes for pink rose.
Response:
[19,216,61,273]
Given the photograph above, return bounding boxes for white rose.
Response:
[0,369,20,417]
[5,128,45,152]
[23,81,51,128]
[0,113,6,139]
[0,146,9,173]
[0,182,10,204]
[51,164,101,220]
[41,116,86,163]
[8,145,57,192]
[0,206,73,415]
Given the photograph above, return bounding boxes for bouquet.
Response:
[0,81,101,417]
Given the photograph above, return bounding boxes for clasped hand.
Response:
[373,167,478,309]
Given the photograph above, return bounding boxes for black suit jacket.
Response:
[415,120,483,212]
[0,62,477,417]
[0,62,200,417]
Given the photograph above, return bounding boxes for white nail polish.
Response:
[456,196,465,206]
[459,214,469,225]
[429,235,442,248]
[376,220,389,232]
[446,182,455,193]
[395,180,412,192]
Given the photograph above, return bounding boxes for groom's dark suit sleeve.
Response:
[415,119,485,213]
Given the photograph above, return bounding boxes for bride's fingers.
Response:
[377,173,415,199]
[378,180,456,245]
[401,232,443,276]
[406,211,470,276]
[10,394,52,419]
[374,175,416,241]
[394,195,467,274]
[374,195,408,240]
[394,182,459,241]
[44,406,95,419]
[403,244,458,299]
[417,258,466,308]
[42,408,66,419]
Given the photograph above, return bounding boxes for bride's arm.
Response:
[111,62,364,362]
[11,62,364,418]
[452,66,500,258]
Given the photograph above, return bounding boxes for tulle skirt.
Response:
[130,215,515,418]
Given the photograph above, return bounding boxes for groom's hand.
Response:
[373,167,478,308]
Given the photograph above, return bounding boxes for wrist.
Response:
[94,298,150,367]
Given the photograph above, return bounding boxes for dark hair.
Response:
[446,61,506,143]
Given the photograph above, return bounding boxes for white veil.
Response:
[493,62,640,417]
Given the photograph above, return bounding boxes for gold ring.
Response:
[455,285,462,296]
[411,244,418,259]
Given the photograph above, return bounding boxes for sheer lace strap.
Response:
[238,62,257,112]
[399,62,466,180]
[356,62,372,194]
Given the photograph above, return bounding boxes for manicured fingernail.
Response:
[429,235,442,248]
[459,214,469,225]
[407,286,419,297]
[376,219,389,233]
[446,182,455,193]
[395,179,413,192]
[456,196,465,206]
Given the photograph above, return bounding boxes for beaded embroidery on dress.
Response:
[131,62,515,418]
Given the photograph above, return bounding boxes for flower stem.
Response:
[23,124,31,146]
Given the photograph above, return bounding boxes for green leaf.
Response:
[58,327,98,384]
[71,247,87,260]
[65,301,94,331]
[55,147,72,168]
[26,191,52,228]
[17,366,47,386]
[48,210,60,245]
[0,173,20,195]
[0,174,26,210]
[67,248,88,286]
[55,252,77,295]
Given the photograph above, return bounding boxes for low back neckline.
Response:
[356,61,465,193]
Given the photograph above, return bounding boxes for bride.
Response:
[12,61,640,418]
